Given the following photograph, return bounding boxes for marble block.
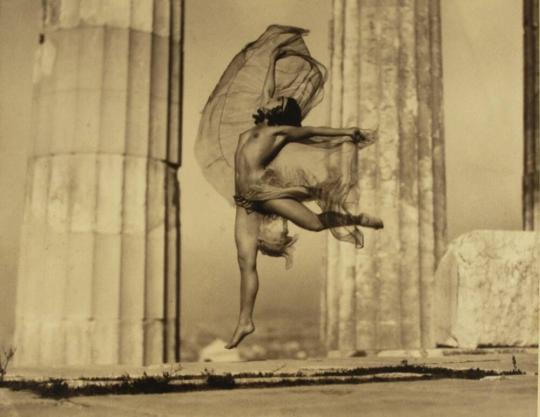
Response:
[433,230,538,348]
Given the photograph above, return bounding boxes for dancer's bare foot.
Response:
[356,213,384,229]
[225,321,255,349]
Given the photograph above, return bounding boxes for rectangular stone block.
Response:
[434,231,539,348]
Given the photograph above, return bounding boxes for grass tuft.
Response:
[0,347,15,382]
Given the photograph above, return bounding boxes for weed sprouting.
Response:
[0,347,15,381]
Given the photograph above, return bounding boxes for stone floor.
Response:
[0,350,537,417]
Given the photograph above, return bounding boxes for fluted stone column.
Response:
[14,0,183,366]
[321,0,446,354]
[523,0,539,230]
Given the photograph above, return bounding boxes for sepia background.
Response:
[0,0,525,360]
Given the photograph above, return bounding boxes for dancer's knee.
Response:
[237,253,256,272]
[307,215,325,232]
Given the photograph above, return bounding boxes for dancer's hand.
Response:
[350,128,377,145]
[350,128,364,143]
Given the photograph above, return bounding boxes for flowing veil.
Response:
[195,25,327,205]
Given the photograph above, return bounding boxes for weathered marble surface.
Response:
[434,230,539,348]
[322,0,447,353]
[14,0,183,366]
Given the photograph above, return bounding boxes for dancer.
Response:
[195,25,383,349]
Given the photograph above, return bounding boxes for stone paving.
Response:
[0,350,537,416]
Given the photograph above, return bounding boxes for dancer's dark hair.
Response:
[253,97,302,127]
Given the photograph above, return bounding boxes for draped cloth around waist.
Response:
[234,139,368,249]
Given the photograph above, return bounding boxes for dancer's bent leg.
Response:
[260,199,384,231]
[226,207,260,349]
[318,211,384,229]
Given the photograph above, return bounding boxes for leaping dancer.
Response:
[195,25,383,349]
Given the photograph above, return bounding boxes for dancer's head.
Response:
[253,96,302,127]
[257,217,297,269]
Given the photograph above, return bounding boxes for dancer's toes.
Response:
[357,213,384,230]
[225,322,255,349]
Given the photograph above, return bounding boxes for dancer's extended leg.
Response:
[226,206,261,349]
[260,198,383,231]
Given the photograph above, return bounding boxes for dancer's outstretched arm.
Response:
[278,126,369,144]
[259,126,371,165]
